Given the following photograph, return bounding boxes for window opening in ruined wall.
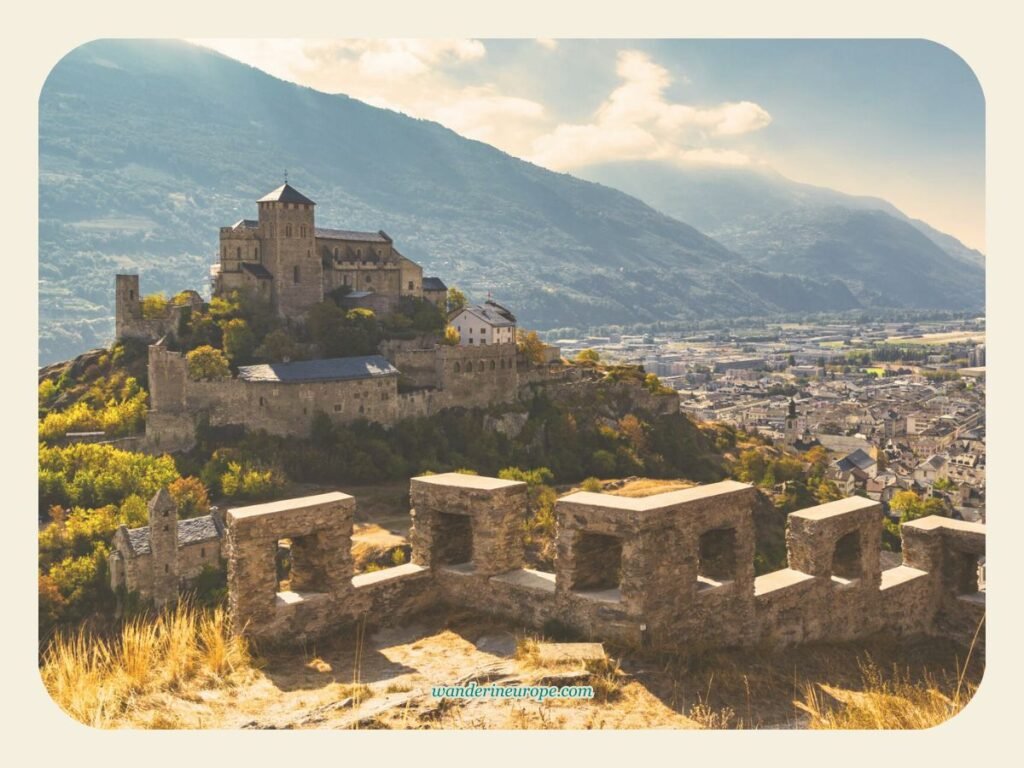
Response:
[435,513,473,566]
[954,551,984,595]
[831,531,862,581]
[571,532,622,591]
[697,527,737,587]
[275,534,329,594]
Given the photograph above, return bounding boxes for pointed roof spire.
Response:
[258,183,316,206]
[148,487,176,515]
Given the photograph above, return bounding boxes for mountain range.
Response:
[579,162,984,308]
[38,40,983,364]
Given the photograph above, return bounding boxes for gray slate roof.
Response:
[236,355,399,384]
[124,515,223,557]
[457,302,517,328]
[315,227,390,243]
[835,449,876,474]
[422,276,447,291]
[258,183,316,205]
[232,219,260,230]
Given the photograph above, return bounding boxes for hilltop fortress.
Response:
[113,184,609,453]
[116,182,447,340]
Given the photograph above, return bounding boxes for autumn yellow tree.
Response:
[517,329,546,364]
[186,345,230,380]
[441,325,461,346]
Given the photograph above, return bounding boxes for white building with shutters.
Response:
[449,300,517,345]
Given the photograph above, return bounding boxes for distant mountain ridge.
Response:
[39,40,975,364]
[578,162,985,308]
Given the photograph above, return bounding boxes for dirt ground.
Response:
[117,608,983,730]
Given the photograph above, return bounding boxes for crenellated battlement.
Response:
[225,474,985,651]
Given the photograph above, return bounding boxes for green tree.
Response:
[590,449,617,476]
[257,328,303,363]
[734,448,767,484]
[221,317,256,365]
[575,348,600,364]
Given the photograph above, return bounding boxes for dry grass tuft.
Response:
[585,657,625,702]
[606,478,696,498]
[514,635,541,667]
[794,660,977,729]
[688,701,737,729]
[305,657,333,673]
[40,601,251,728]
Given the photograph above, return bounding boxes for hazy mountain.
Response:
[41,41,860,364]
[579,162,985,309]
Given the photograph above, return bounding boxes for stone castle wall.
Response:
[144,340,525,451]
[145,344,402,451]
[225,474,986,653]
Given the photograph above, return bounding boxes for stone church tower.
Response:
[257,183,324,318]
[148,487,179,607]
[784,398,800,446]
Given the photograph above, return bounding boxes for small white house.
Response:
[449,300,517,346]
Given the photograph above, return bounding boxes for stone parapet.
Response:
[225,476,986,653]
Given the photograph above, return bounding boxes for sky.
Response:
[190,38,986,251]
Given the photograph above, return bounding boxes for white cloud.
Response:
[528,50,771,170]
[190,40,769,172]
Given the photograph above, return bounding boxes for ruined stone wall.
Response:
[226,475,986,653]
[901,516,986,651]
[115,275,204,344]
[226,492,432,644]
[144,344,402,451]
